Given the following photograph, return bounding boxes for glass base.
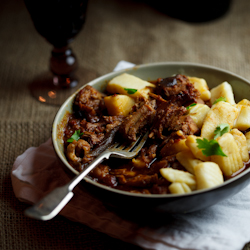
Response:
[28,68,98,106]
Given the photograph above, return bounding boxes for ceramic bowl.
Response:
[52,62,250,213]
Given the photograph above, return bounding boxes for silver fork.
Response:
[24,132,149,221]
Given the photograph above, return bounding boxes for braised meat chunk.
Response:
[155,74,202,106]
[74,85,106,122]
[119,98,157,142]
[149,100,199,141]
[117,173,158,188]
[90,164,118,187]
[103,115,124,133]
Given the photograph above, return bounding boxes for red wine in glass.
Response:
[24,0,92,105]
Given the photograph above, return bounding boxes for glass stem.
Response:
[50,46,78,88]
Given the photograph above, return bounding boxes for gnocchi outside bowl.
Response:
[52,62,250,214]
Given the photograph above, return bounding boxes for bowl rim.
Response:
[52,61,250,199]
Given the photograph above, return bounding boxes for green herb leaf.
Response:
[213,96,227,105]
[214,123,230,139]
[196,138,227,157]
[186,103,197,110]
[124,88,137,94]
[67,129,83,143]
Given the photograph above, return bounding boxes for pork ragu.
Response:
[63,74,250,194]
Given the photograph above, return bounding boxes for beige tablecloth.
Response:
[1,0,250,249]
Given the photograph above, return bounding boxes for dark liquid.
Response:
[24,0,88,47]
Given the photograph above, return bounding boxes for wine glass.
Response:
[24,0,91,105]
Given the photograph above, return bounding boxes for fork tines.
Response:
[113,131,149,152]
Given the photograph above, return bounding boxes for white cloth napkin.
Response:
[11,61,250,250]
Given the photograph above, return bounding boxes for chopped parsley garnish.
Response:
[186,103,197,110]
[214,123,230,139]
[196,138,227,157]
[213,96,227,105]
[67,129,83,143]
[124,88,137,94]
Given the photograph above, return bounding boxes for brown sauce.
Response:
[228,156,250,179]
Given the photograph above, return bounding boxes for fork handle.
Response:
[24,151,112,221]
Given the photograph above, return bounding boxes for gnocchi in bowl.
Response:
[52,62,250,213]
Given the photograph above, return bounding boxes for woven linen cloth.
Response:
[11,61,250,250]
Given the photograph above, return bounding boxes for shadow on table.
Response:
[135,0,232,23]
